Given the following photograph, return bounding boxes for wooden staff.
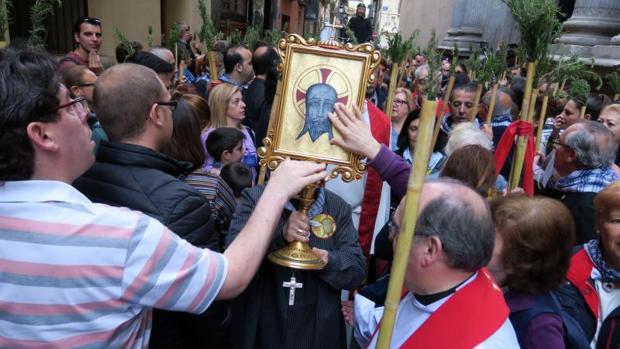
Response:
[208,51,220,82]
[430,75,455,152]
[558,79,566,95]
[508,61,536,190]
[179,61,187,83]
[375,99,437,349]
[385,62,400,120]
[469,83,483,120]
[174,43,178,67]
[579,105,587,119]
[485,81,499,124]
[535,94,549,153]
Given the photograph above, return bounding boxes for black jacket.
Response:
[540,187,597,245]
[74,141,216,249]
[348,15,372,43]
[74,141,230,348]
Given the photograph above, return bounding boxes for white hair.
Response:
[445,122,492,157]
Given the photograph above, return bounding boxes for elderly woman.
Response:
[598,104,620,166]
[390,88,414,151]
[555,181,620,349]
[489,195,577,349]
[202,83,258,179]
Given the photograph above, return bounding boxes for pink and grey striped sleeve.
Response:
[121,215,228,313]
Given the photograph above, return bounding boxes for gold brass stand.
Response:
[268,183,327,270]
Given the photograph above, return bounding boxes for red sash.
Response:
[493,120,535,196]
[368,269,509,348]
[566,249,599,319]
[358,102,391,256]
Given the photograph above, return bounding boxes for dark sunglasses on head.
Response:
[79,16,101,26]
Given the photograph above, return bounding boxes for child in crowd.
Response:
[220,162,253,201]
[205,127,245,175]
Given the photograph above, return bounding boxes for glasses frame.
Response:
[551,140,573,150]
[50,96,87,114]
[155,100,178,111]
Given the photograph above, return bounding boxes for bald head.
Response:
[149,46,175,65]
[396,178,494,272]
[94,63,165,142]
[483,88,513,118]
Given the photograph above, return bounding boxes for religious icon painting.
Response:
[258,34,381,182]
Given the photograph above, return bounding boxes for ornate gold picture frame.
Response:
[258,34,381,182]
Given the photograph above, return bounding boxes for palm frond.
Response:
[0,0,12,41]
[503,0,562,63]
[114,28,135,62]
[569,78,590,105]
[606,72,620,95]
[422,30,441,101]
[29,0,62,47]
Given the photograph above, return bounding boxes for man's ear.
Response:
[584,113,592,120]
[26,122,59,153]
[419,236,443,267]
[235,62,243,73]
[70,85,81,96]
[147,104,164,127]
[74,32,80,45]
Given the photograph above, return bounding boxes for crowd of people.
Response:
[1,13,620,349]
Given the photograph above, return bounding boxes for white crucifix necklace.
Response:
[283,274,303,306]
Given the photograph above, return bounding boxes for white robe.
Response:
[354,273,520,349]
[326,101,391,254]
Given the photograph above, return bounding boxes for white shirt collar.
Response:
[0,180,92,205]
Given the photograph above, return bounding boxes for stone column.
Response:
[439,0,485,55]
[553,0,620,68]
[439,0,519,56]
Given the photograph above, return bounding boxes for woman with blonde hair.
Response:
[201,83,258,179]
[390,87,414,150]
[555,181,620,348]
[598,103,620,166]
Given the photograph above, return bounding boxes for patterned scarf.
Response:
[440,114,481,134]
[490,113,513,128]
[550,167,620,193]
[284,187,325,219]
[584,239,620,282]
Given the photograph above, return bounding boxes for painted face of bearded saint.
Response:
[296,83,337,142]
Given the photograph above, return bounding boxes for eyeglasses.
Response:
[155,100,178,111]
[393,99,407,106]
[551,140,573,150]
[50,96,87,116]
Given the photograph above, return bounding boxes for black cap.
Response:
[357,3,366,8]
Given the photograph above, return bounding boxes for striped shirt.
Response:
[0,180,228,349]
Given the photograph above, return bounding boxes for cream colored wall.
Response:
[399,0,457,49]
[88,0,162,61]
[163,0,204,45]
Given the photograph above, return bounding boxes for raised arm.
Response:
[329,103,411,198]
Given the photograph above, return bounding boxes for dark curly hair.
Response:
[490,195,575,294]
[0,47,61,181]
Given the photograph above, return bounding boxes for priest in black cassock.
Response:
[225,185,366,349]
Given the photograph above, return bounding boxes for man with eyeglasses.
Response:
[59,16,103,75]
[0,48,327,348]
[539,120,620,244]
